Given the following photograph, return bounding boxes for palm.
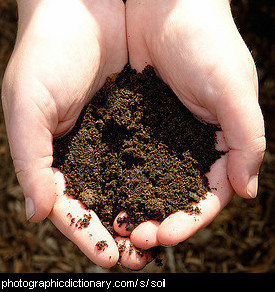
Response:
[127,0,256,121]
[16,0,127,137]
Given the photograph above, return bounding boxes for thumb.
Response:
[2,77,57,222]
[216,75,266,199]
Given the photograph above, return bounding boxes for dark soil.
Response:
[52,64,222,235]
[95,240,108,251]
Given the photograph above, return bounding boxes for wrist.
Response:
[179,0,231,10]
[16,0,88,14]
[15,0,100,41]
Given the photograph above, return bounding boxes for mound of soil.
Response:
[52,64,222,235]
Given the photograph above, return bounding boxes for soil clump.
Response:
[52,64,223,235]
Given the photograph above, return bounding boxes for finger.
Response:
[48,170,119,268]
[115,236,151,270]
[215,130,230,152]
[114,212,160,250]
[130,220,160,249]
[113,211,132,237]
[20,166,56,223]
[2,80,58,222]
[157,151,234,246]
[216,77,266,199]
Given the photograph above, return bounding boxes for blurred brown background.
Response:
[0,0,274,273]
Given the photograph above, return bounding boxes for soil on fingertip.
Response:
[52,64,223,235]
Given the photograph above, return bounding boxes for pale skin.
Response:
[1,0,265,270]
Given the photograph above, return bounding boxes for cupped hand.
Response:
[126,0,265,197]
[2,0,128,268]
[114,0,266,268]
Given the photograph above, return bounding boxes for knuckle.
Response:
[248,135,266,160]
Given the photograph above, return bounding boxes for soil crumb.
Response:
[67,213,92,230]
[53,64,223,235]
[95,240,108,251]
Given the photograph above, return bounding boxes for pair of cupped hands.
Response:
[2,0,265,270]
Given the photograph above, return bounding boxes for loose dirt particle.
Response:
[96,240,108,251]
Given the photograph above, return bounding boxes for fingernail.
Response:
[25,197,35,220]
[247,175,258,198]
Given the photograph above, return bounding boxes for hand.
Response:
[2,0,128,268]
[114,0,265,268]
